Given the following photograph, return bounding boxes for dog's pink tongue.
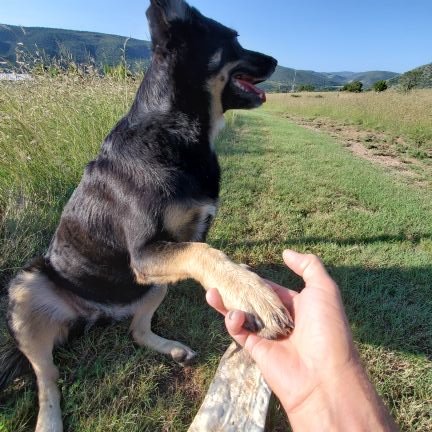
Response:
[237,79,267,102]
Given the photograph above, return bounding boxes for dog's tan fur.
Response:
[5,3,286,430]
[164,200,217,241]
[8,273,70,432]
[207,61,240,144]
[132,241,291,338]
[130,284,197,365]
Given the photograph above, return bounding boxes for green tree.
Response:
[399,70,422,92]
[298,84,315,92]
[373,80,388,92]
[342,80,363,93]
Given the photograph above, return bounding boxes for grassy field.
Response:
[0,78,431,431]
[267,90,432,160]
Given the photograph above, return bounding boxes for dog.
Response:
[1,1,293,430]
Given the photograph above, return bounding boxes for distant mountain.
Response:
[388,63,432,89]
[0,24,151,70]
[0,24,402,90]
[324,71,399,88]
[260,66,344,92]
[260,67,399,91]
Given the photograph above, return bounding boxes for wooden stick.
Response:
[188,342,271,432]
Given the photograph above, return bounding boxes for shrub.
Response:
[373,80,388,92]
[342,80,363,93]
[298,84,315,92]
[399,70,423,93]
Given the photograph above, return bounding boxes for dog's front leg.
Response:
[131,242,294,339]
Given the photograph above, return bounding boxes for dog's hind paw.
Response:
[171,344,197,367]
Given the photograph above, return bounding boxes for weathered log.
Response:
[188,342,271,432]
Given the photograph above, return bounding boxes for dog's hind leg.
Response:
[8,270,74,432]
[18,322,66,432]
[130,284,197,366]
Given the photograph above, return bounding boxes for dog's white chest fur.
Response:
[209,115,226,147]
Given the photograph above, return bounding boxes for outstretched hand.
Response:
[207,250,359,414]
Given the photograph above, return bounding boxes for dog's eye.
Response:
[209,49,223,70]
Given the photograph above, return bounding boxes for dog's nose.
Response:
[270,57,277,70]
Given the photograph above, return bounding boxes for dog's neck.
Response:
[129,51,222,146]
[129,53,173,117]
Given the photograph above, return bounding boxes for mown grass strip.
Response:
[212,109,432,431]
[0,79,431,430]
[266,90,432,159]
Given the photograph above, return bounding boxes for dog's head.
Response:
[146,0,277,113]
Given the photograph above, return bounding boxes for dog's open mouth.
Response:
[232,74,266,102]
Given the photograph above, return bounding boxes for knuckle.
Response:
[306,253,322,267]
[307,253,319,262]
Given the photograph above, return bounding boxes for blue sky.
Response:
[1,0,431,73]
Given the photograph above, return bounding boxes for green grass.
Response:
[1,78,432,431]
[267,90,432,159]
[0,76,134,285]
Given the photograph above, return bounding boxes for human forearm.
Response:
[286,362,398,432]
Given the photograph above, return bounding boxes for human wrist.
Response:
[286,361,397,432]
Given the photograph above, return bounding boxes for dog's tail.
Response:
[0,328,31,391]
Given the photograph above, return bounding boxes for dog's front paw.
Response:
[221,267,294,339]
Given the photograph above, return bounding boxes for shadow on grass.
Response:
[208,235,432,360]
[248,261,432,361]
[212,233,432,249]
[0,258,430,431]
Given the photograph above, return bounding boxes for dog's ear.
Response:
[151,0,189,23]
[147,0,190,45]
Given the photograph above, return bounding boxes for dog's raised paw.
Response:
[222,268,295,340]
[254,306,294,340]
[240,304,294,340]
[242,312,264,333]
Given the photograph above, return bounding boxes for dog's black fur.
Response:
[29,0,276,306]
[1,0,281,420]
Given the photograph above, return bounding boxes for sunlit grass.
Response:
[0,76,138,284]
[266,90,432,158]
[0,78,431,431]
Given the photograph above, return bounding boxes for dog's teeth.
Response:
[233,79,248,93]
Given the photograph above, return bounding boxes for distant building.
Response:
[0,73,32,81]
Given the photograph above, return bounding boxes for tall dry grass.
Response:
[0,76,431,431]
[0,76,139,284]
[267,90,432,157]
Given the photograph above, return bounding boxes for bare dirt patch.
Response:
[285,115,430,185]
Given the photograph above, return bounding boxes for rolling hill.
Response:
[0,24,151,70]
[388,63,432,89]
[325,71,399,88]
[0,23,402,89]
[260,67,399,91]
[260,66,344,92]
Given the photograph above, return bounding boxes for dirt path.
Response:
[284,115,430,185]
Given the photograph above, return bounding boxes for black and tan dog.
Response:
[1,0,293,430]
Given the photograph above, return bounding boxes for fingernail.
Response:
[228,311,235,320]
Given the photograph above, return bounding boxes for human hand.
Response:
[207,250,397,431]
[207,250,356,414]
